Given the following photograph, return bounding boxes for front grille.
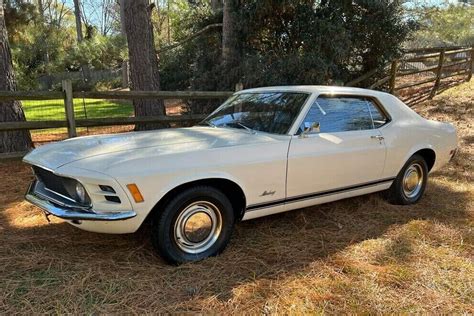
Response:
[32,166,75,199]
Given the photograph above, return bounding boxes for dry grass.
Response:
[0,82,473,314]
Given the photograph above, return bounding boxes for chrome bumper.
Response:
[25,181,136,221]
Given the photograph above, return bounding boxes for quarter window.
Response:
[299,96,388,134]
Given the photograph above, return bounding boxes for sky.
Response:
[403,0,465,8]
[65,0,467,30]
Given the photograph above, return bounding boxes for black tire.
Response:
[151,186,235,264]
[386,154,429,205]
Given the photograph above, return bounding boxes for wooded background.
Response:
[1,0,473,154]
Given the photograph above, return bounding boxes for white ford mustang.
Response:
[24,86,457,263]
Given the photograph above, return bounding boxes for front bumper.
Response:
[25,181,136,221]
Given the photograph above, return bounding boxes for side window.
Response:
[299,96,388,133]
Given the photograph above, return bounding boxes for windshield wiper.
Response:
[198,121,216,128]
[225,122,257,134]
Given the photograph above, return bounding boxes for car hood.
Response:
[23,126,280,170]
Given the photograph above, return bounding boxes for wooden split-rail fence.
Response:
[0,46,472,158]
[346,46,473,106]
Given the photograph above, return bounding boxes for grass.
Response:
[0,81,472,313]
[22,98,133,121]
[22,98,134,140]
[22,98,186,141]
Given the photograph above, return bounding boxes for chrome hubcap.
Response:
[174,201,222,254]
[402,163,423,198]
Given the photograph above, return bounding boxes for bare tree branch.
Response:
[157,23,222,54]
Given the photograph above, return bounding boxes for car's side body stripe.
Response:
[246,177,395,211]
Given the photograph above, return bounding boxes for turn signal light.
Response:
[126,184,144,203]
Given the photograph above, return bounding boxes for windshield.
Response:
[200,92,309,135]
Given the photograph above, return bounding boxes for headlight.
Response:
[75,182,87,204]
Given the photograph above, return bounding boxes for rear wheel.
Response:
[151,186,235,264]
[386,154,428,205]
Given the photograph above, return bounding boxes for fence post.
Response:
[467,46,474,82]
[430,49,446,99]
[389,59,399,94]
[62,79,77,138]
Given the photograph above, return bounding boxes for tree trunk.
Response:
[73,0,84,42]
[222,0,239,66]
[37,0,44,17]
[0,0,33,153]
[119,0,129,88]
[123,0,166,131]
[72,0,91,82]
[119,0,126,35]
[37,0,50,66]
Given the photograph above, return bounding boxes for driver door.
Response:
[286,95,388,203]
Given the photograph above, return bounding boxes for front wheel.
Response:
[151,186,235,264]
[386,154,428,205]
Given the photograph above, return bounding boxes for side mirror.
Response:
[300,122,320,138]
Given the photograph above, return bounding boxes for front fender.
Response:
[111,169,247,230]
[153,171,246,205]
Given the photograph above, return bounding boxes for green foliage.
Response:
[10,25,126,90]
[406,4,474,48]
[4,0,38,38]
[11,22,76,89]
[93,78,123,91]
[159,0,221,90]
[5,1,126,90]
[152,0,201,47]
[64,35,127,71]
[6,1,75,89]
[159,0,415,91]
[5,0,414,91]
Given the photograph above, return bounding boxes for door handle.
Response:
[371,135,384,141]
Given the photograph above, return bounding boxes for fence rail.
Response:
[0,84,233,146]
[346,45,473,106]
[0,91,64,100]
[72,91,233,100]
[0,90,233,101]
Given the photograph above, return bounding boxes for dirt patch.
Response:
[0,82,472,313]
[32,126,135,145]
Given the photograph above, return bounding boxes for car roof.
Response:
[236,85,390,98]
[233,85,419,122]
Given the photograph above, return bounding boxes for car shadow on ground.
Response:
[0,160,471,312]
